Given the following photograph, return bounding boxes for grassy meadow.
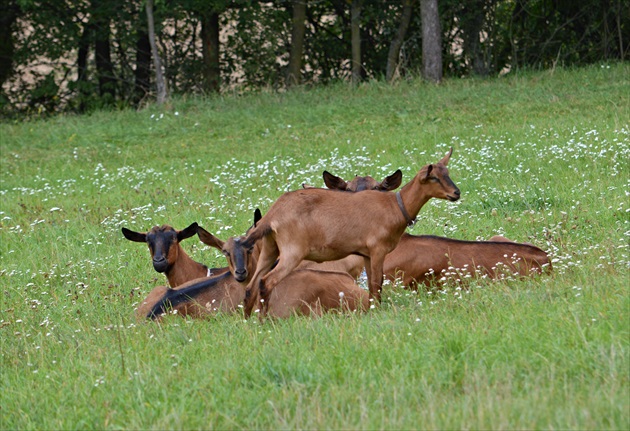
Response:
[1,63,629,429]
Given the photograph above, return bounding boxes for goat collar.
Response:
[396,191,416,227]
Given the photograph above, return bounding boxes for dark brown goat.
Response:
[323,169,402,192]
[122,223,228,288]
[135,215,261,320]
[134,272,245,320]
[321,171,551,288]
[241,149,460,316]
[302,170,402,192]
[382,234,552,289]
[197,226,369,318]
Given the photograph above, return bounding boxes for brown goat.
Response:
[383,234,552,289]
[197,226,369,318]
[324,169,402,192]
[302,170,402,192]
[241,149,460,316]
[321,171,551,288]
[297,255,365,279]
[135,219,368,321]
[134,272,245,320]
[122,223,228,288]
[135,212,265,320]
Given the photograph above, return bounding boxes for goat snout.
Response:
[234,269,248,282]
[152,257,169,273]
[448,189,461,201]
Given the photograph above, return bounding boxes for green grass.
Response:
[1,63,629,429]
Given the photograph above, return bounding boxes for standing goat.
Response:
[197,226,369,318]
[320,171,551,288]
[122,223,228,288]
[241,149,460,316]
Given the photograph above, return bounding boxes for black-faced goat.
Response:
[122,223,228,288]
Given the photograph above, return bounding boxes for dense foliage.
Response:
[1,0,628,116]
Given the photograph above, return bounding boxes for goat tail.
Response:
[242,222,272,249]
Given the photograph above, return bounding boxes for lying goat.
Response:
[122,223,228,288]
[383,234,551,289]
[135,221,367,320]
[320,171,551,288]
[316,169,402,192]
[241,149,460,316]
[197,225,369,318]
[135,272,244,320]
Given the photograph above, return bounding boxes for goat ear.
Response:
[177,222,199,242]
[439,147,453,166]
[253,208,262,226]
[122,227,147,243]
[302,183,315,189]
[197,226,224,250]
[323,171,348,191]
[419,164,434,182]
[379,169,403,191]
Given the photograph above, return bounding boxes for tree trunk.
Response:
[146,0,167,104]
[386,0,415,82]
[134,10,151,104]
[76,19,93,111]
[351,0,362,85]
[461,0,488,76]
[616,0,625,61]
[421,0,442,83]
[287,0,307,87]
[92,0,115,100]
[201,10,220,93]
[0,0,19,89]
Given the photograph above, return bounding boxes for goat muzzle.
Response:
[152,257,169,273]
[234,269,248,282]
[448,189,461,201]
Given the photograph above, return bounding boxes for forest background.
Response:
[0,0,628,117]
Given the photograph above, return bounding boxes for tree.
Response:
[134,11,151,103]
[145,0,167,104]
[0,0,20,93]
[351,0,362,85]
[459,0,489,76]
[92,0,115,100]
[386,0,415,82]
[200,10,220,93]
[421,0,441,82]
[287,0,307,87]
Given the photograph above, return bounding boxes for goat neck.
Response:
[165,246,209,288]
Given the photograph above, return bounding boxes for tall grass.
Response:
[1,64,628,429]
